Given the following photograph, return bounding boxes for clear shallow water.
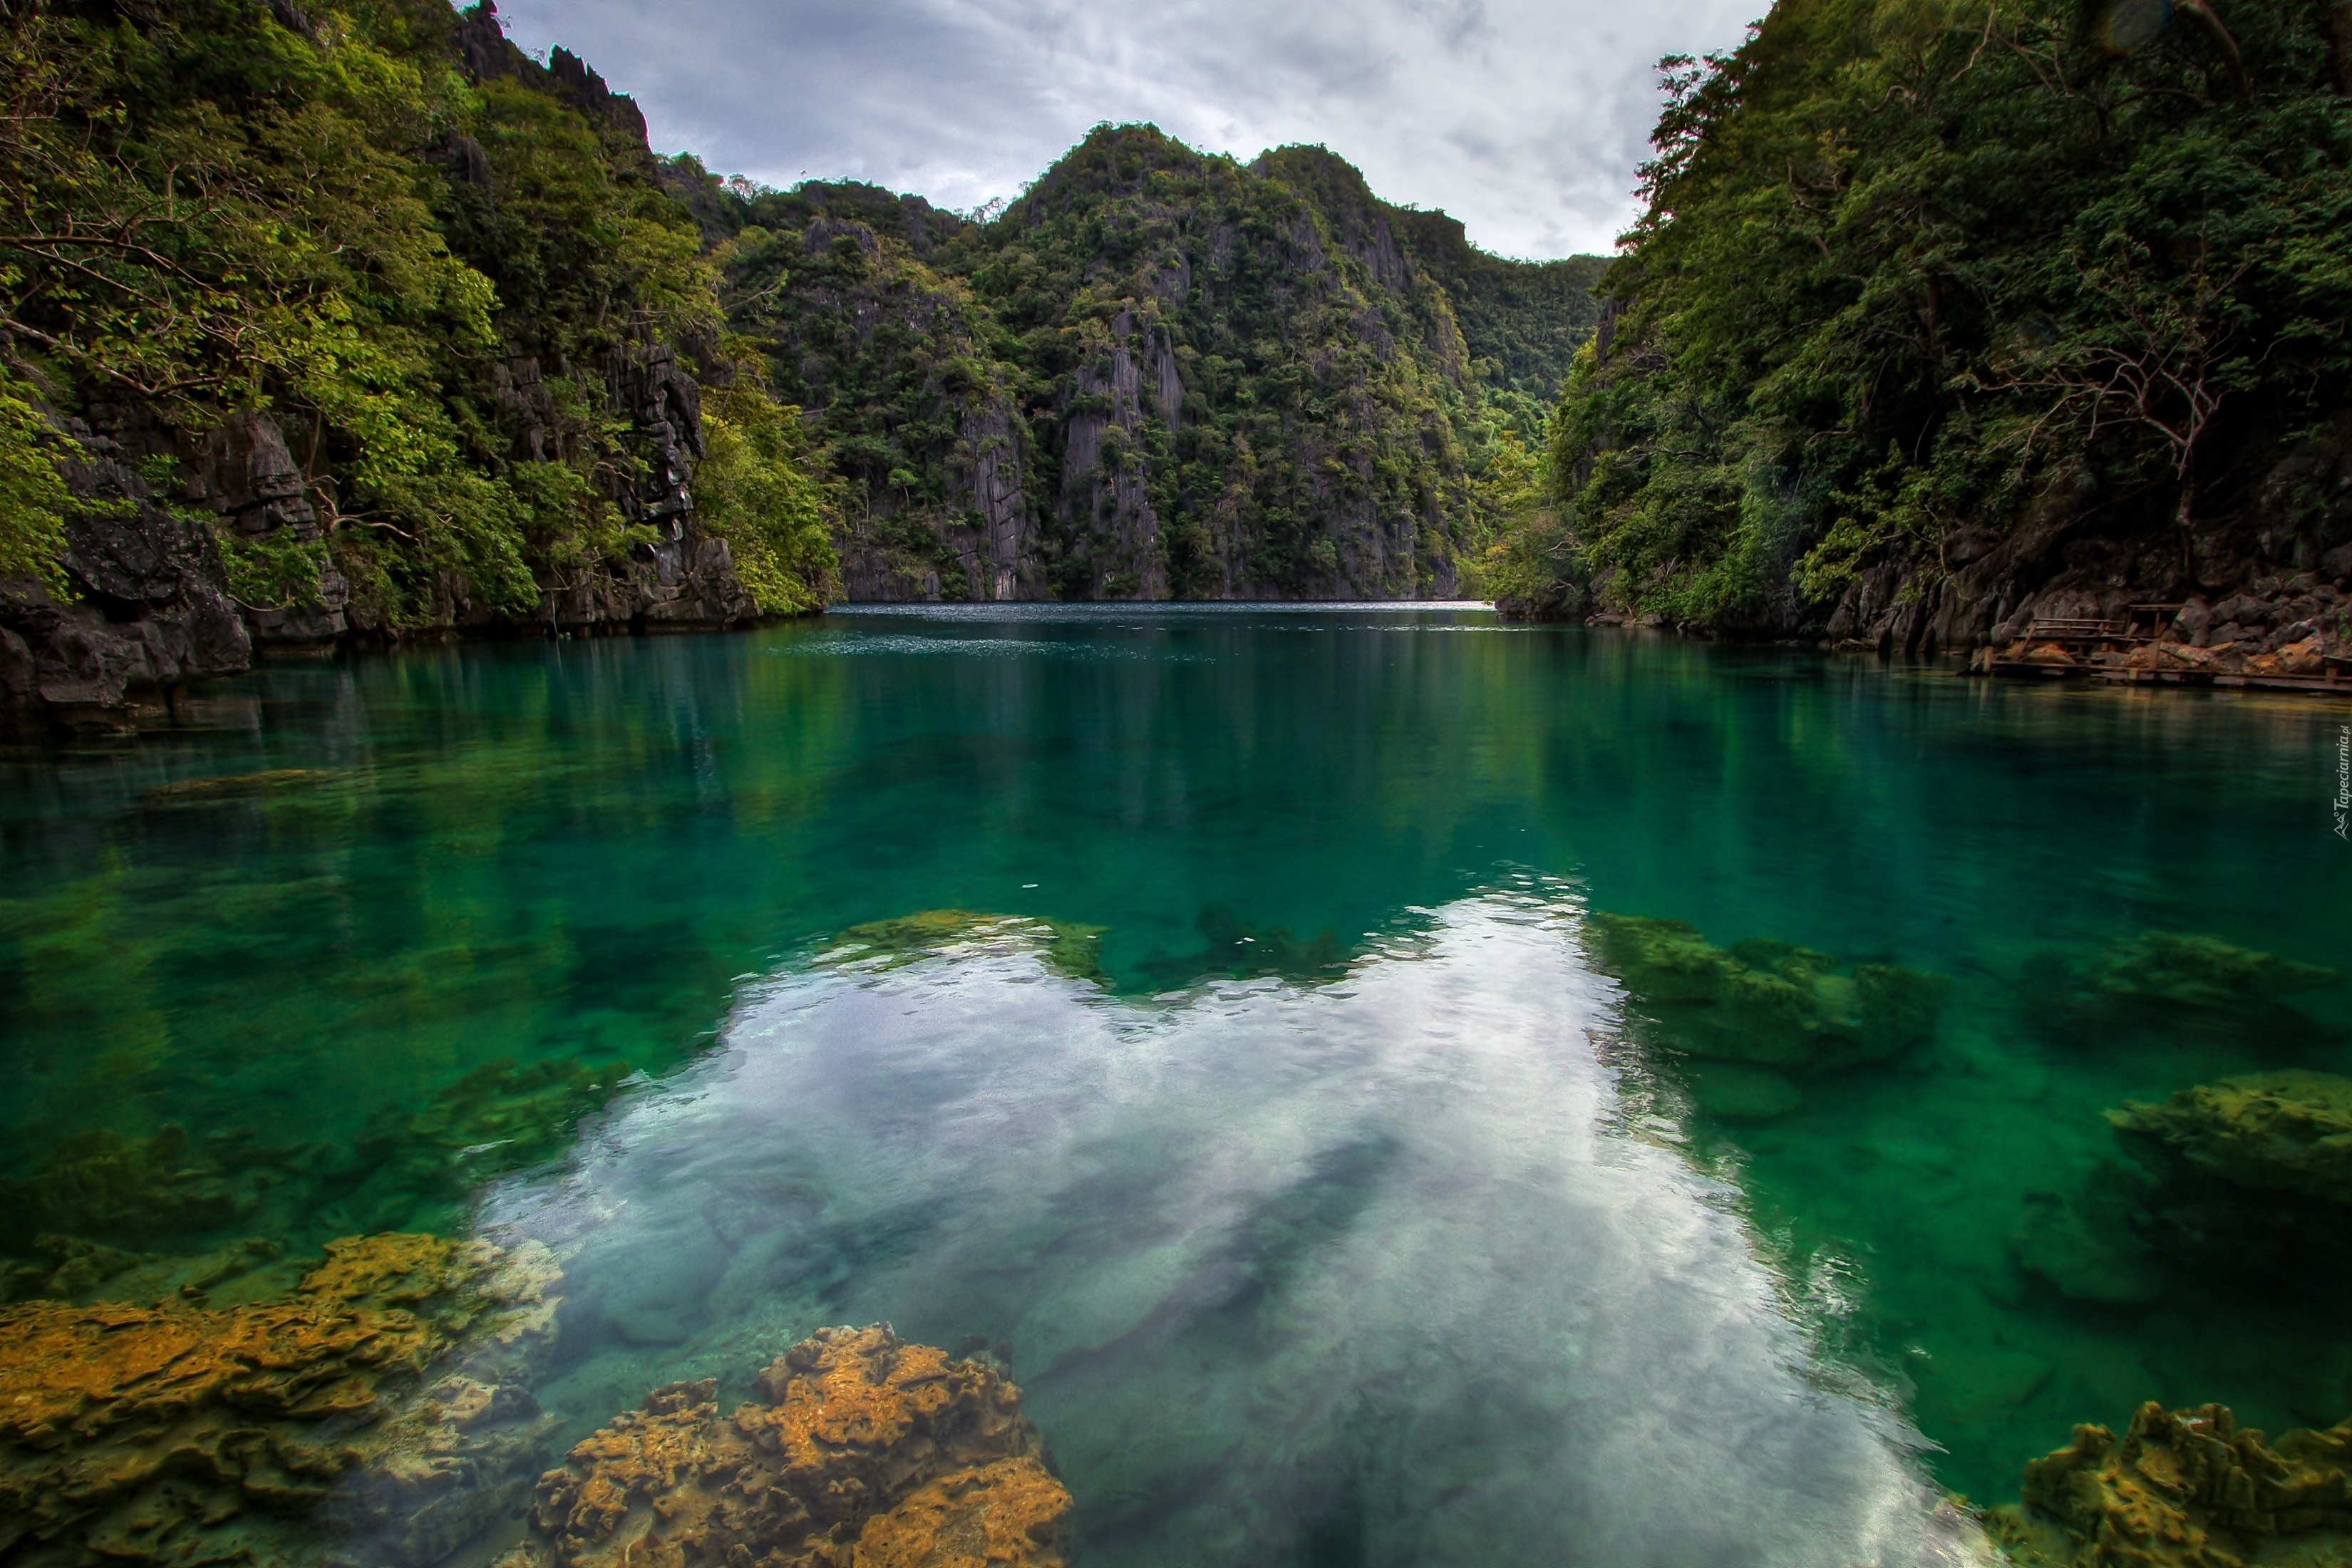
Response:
[1,604,2346,1564]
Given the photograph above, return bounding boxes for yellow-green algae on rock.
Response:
[2011,1071,2352,1305]
[2108,1073,2352,1205]
[825,910,1108,986]
[504,1324,1069,1568]
[1991,1401,2352,1567]
[1588,913,1949,1076]
[0,1232,560,1568]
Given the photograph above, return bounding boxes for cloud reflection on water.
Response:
[482,892,1991,1567]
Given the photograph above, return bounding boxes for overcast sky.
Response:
[496,0,1763,259]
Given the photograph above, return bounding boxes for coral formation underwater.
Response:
[1993,1401,2352,1567]
[507,1324,1069,1568]
[0,1233,560,1568]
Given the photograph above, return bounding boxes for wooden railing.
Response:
[2026,617,2127,641]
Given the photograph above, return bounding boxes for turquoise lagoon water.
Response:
[1,604,2346,1565]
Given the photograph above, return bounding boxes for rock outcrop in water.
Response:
[1589,915,1947,1108]
[2011,1071,2352,1303]
[508,1325,1069,1568]
[2020,933,2341,1043]
[2105,1071,2352,1287]
[2108,1073,2352,1205]
[0,1232,559,1568]
[1994,1401,2352,1567]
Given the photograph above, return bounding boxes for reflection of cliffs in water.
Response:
[476,894,1984,1568]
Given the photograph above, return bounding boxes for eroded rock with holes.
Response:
[512,1325,1069,1568]
[0,1233,560,1567]
[1991,1401,2352,1567]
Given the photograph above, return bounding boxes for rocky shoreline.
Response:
[0,396,763,740]
[1515,555,2352,698]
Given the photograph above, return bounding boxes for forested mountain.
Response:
[1,0,836,701]
[676,130,1601,600]
[1489,0,2352,654]
[1,0,1604,732]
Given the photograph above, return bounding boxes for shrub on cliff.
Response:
[695,381,841,614]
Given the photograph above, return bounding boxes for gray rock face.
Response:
[1,356,757,733]
[0,9,768,736]
[1797,416,2352,665]
[1058,310,1169,600]
[195,411,349,644]
[0,417,251,734]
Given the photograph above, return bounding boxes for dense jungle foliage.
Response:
[673,130,1601,599]
[0,0,835,624]
[1489,0,2352,629]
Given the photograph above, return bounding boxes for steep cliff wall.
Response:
[713,130,1601,602]
[0,0,778,736]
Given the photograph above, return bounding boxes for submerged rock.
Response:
[2021,932,2341,1043]
[0,1125,257,1255]
[828,909,1107,985]
[2106,1072,2352,1287]
[140,767,341,804]
[512,1324,1068,1568]
[1994,1401,2352,1567]
[0,1233,559,1568]
[1123,903,1358,991]
[1589,914,1948,1073]
[1682,1061,1805,1121]
[2008,1177,2167,1306]
[2013,1073,2352,1303]
[341,1057,634,1222]
[2108,1073,2352,1206]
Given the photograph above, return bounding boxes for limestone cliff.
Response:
[0,0,765,738]
[713,131,1600,602]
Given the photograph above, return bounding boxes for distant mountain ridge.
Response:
[669,128,1604,601]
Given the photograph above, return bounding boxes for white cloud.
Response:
[494,0,1760,257]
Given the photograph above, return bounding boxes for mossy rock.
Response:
[2092,1073,2352,1288]
[2109,1073,2352,1207]
[1993,1401,2352,1566]
[1589,914,1947,1072]
[2023,932,2341,1046]
[828,909,1108,984]
[512,1325,1069,1568]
